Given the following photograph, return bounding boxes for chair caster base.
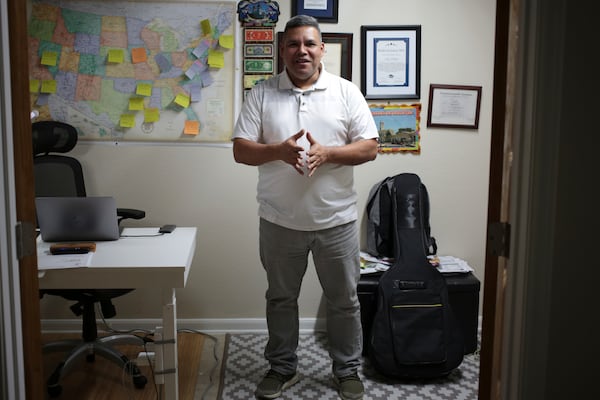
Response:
[133,374,148,388]
[47,384,62,398]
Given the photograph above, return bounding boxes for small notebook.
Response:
[35,196,120,242]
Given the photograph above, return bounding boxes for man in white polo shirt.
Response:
[232,14,378,400]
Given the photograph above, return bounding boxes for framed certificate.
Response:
[360,25,421,100]
[291,0,338,23]
[427,84,482,129]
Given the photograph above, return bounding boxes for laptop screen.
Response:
[35,196,120,242]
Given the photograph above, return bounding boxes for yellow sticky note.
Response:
[40,79,57,94]
[30,79,40,93]
[219,34,234,49]
[129,97,145,111]
[107,49,124,63]
[131,47,147,64]
[120,114,136,128]
[184,120,200,135]
[207,49,224,68]
[200,19,212,35]
[136,82,153,96]
[174,93,190,108]
[144,107,160,123]
[41,51,58,66]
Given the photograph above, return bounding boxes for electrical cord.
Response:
[97,303,159,399]
[96,302,154,339]
[142,338,161,400]
[96,305,221,399]
[97,312,220,399]
[177,328,221,400]
[119,233,165,238]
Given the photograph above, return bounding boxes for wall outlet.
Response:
[135,351,155,366]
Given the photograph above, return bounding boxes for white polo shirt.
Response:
[233,67,378,231]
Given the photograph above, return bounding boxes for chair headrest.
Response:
[32,121,78,156]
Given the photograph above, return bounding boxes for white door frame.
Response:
[0,0,26,397]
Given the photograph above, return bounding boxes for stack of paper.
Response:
[359,251,392,274]
[37,250,93,270]
[436,256,474,274]
[359,252,474,274]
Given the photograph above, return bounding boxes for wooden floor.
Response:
[41,331,205,400]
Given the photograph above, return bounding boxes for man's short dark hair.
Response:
[284,14,322,38]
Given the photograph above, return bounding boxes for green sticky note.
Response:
[41,51,58,66]
[40,79,57,94]
[30,79,40,93]
[129,97,145,111]
[107,49,124,63]
[120,114,136,128]
[207,49,224,68]
[219,34,234,49]
[136,83,153,97]
[144,108,160,123]
[174,93,190,108]
[200,19,212,35]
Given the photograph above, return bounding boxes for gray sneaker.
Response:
[333,372,364,400]
[255,369,300,399]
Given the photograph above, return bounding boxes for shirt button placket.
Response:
[299,93,307,113]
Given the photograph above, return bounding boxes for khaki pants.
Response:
[259,218,363,378]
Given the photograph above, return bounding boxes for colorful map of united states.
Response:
[28,0,234,141]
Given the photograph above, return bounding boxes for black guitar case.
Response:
[367,173,464,378]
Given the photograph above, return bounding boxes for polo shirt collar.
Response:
[279,62,330,91]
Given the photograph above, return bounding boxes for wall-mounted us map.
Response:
[28,0,238,143]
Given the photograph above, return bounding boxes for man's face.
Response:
[280,25,324,88]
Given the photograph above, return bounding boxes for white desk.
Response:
[37,227,197,400]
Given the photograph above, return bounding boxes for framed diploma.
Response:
[360,25,421,100]
[427,84,482,129]
[291,0,338,23]
[277,32,352,80]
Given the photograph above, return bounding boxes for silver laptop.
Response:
[35,196,120,242]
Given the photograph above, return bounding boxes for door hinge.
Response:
[16,221,36,259]
[487,221,511,258]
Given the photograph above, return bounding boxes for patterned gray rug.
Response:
[218,333,479,399]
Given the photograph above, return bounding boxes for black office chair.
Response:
[33,121,148,397]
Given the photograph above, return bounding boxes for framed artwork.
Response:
[361,25,421,100]
[427,84,482,129]
[244,28,274,42]
[243,74,272,89]
[370,103,422,153]
[291,0,338,23]
[244,43,273,58]
[244,59,274,74]
[277,32,352,80]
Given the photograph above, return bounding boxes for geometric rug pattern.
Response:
[219,332,479,399]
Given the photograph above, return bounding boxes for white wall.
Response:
[39,0,496,323]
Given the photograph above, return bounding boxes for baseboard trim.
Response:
[42,316,483,338]
[41,318,327,334]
